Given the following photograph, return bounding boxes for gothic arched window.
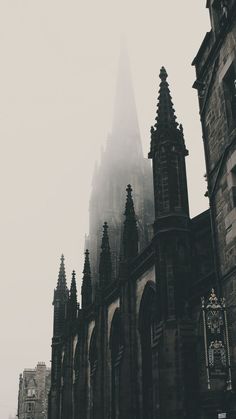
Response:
[73,340,80,418]
[110,309,124,419]
[139,283,160,419]
[74,340,80,382]
[89,329,97,419]
[60,351,67,419]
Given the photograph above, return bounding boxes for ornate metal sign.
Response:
[201,289,232,390]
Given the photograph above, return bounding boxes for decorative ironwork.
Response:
[201,289,232,390]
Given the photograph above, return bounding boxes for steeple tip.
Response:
[56,253,67,291]
[159,66,168,81]
[83,249,91,275]
[126,184,132,193]
[103,221,108,234]
[154,67,178,131]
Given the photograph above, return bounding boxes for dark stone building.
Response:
[17,362,51,419]
[48,2,236,418]
[192,0,236,416]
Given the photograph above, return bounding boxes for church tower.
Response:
[48,255,69,419]
[87,43,154,289]
[149,67,191,319]
[149,68,197,418]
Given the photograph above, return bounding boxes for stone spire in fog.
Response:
[109,39,143,159]
[87,42,154,289]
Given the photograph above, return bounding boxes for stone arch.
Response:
[109,309,124,419]
[88,327,97,419]
[139,281,160,419]
[73,339,80,382]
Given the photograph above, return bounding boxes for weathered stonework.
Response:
[193,0,236,415]
[17,363,51,419]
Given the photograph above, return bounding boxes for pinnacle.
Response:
[81,250,92,308]
[83,249,91,276]
[123,184,138,259]
[154,66,178,130]
[101,222,110,251]
[103,221,108,235]
[124,184,135,217]
[70,271,77,299]
[57,253,67,291]
[68,270,77,319]
[159,66,168,81]
[71,270,76,287]
[99,222,112,286]
[126,184,132,194]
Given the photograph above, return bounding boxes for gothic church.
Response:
[48,2,236,418]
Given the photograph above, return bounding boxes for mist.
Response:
[0,1,209,417]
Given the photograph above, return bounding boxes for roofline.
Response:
[191,208,210,224]
[192,31,212,66]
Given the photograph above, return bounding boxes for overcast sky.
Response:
[0,1,210,417]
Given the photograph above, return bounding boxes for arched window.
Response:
[139,283,160,419]
[89,329,97,419]
[73,340,80,418]
[60,351,66,419]
[110,309,124,419]
[74,341,80,382]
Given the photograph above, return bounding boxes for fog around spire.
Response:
[108,40,143,161]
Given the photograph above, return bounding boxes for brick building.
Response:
[17,362,51,419]
[47,2,236,418]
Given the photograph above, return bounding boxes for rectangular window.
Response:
[27,402,34,412]
[27,388,36,397]
[224,63,236,130]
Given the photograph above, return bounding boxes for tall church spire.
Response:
[109,40,143,159]
[123,184,139,260]
[87,41,154,287]
[154,67,178,130]
[149,67,189,222]
[149,67,186,158]
[53,255,69,337]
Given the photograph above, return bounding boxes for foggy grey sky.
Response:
[0,1,210,417]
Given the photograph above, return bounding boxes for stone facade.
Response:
[193,1,236,415]
[17,362,51,419]
[47,68,214,419]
